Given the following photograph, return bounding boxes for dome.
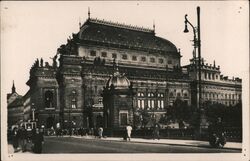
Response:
[106,67,130,89]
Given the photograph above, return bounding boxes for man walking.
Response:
[153,124,160,140]
[32,128,44,154]
[126,124,132,141]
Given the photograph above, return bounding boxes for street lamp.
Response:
[184,7,205,138]
[184,6,202,110]
[31,103,35,121]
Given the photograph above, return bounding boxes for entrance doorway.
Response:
[46,116,55,128]
[96,114,103,128]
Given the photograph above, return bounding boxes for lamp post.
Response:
[31,103,35,121]
[184,6,204,137]
[130,85,136,129]
[83,84,86,128]
[184,6,202,110]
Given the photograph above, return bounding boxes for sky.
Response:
[1,1,249,98]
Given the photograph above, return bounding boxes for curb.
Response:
[66,136,242,151]
[125,140,242,151]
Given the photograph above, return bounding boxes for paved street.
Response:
[41,136,241,153]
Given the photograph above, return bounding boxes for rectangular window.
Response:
[157,100,160,108]
[90,50,96,56]
[112,53,117,59]
[138,100,141,108]
[132,56,137,61]
[122,54,127,60]
[159,58,164,64]
[161,100,164,108]
[101,52,107,57]
[148,100,151,108]
[150,58,155,63]
[151,100,155,108]
[98,98,103,104]
[71,98,77,109]
[141,56,146,62]
[120,113,128,126]
[141,100,145,109]
[167,60,172,64]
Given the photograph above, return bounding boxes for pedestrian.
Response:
[32,128,44,154]
[79,127,84,137]
[126,124,132,141]
[18,125,28,152]
[98,127,103,138]
[12,127,19,152]
[90,128,94,136]
[56,122,60,137]
[153,124,160,140]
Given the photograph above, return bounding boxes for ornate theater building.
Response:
[7,16,242,130]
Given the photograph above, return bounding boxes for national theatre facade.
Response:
[7,17,242,129]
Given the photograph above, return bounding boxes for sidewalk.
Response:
[8,144,33,154]
[71,135,242,150]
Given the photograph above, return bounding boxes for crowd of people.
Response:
[10,123,163,153]
[50,126,104,138]
[11,125,44,153]
[46,124,161,142]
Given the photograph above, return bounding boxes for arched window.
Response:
[45,91,53,108]
[137,92,144,97]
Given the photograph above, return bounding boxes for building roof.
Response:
[78,18,179,55]
[8,96,23,108]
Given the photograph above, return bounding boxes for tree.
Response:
[134,109,151,129]
[165,99,198,128]
[204,101,242,128]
